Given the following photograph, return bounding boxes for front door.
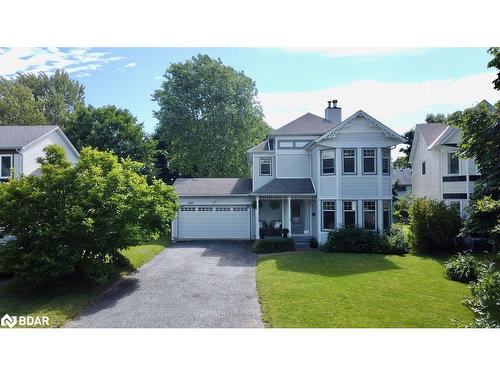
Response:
[290,200,309,235]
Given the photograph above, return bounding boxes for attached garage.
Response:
[178,205,251,239]
[172,178,254,241]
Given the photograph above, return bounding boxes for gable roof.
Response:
[415,123,448,146]
[247,140,271,152]
[0,125,59,149]
[392,168,412,186]
[271,113,338,136]
[251,178,315,195]
[173,178,252,196]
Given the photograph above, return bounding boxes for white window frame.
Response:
[343,200,357,227]
[0,155,13,179]
[382,148,390,175]
[259,157,272,176]
[362,148,377,175]
[321,149,335,175]
[342,148,357,175]
[321,201,336,231]
[363,200,377,231]
[447,152,460,175]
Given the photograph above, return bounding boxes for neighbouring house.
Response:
[172,100,405,244]
[0,125,79,181]
[392,168,412,196]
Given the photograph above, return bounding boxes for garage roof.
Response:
[173,178,252,196]
[251,178,315,195]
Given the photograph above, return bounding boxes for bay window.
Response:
[342,149,356,174]
[362,149,376,174]
[363,201,376,230]
[343,201,357,227]
[321,149,335,175]
[322,201,335,231]
[383,200,391,231]
[382,148,390,174]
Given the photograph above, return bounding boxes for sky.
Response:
[0,47,498,139]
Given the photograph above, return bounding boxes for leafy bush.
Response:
[309,237,319,249]
[444,252,482,283]
[384,225,410,255]
[409,198,462,254]
[0,145,178,285]
[252,238,295,254]
[465,262,500,328]
[322,227,387,254]
[393,194,412,224]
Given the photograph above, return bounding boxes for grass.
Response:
[0,237,169,328]
[256,252,475,328]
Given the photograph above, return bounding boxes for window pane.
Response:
[322,158,334,174]
[344,212,356,227]
[382,158,389,174]
[323,201,335,210]
[422,162,426,175]
[448,153,459,174]
[363,157,375,173]
[1,157,11,177]
[344,157,355,173]
[343,149,355,157]
[383,211,390,230]
[322,150,335,159]
[364,212,376,230]
[323,211,335,230]
[363,149,375,157]
[279,141,294,148]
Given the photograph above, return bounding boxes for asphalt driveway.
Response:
[67,241,263,328]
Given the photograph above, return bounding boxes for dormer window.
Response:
[1,155,12,180]
[259,157,271,176]
[321,149,335,175]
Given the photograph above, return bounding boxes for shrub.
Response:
[309,237,319,249]
[252,238,295,254]
[322,227,387,254]
[384,225,410,255]
[282,228,289,238]
[393,194,412,224]
[0,145,178,285]
[465,262,500,328]
[444,252,482,283]
[409,198,462,254]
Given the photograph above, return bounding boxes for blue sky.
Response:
[0,47,498,137]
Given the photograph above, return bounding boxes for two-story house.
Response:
[0,125,79,181]
[171,100,405,244]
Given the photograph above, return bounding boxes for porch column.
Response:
[287,196,292,235]
[255,196,260,239]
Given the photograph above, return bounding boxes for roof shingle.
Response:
[252,178,315,195]
[173,178,252,196]
[271,113,337,136]
[0,125,59,149]
[415,123,448,146]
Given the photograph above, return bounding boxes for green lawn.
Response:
[0,238,169,328]
[257,252,475,328]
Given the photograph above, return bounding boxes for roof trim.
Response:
[19,126,80,158]
[428,126,457,149]
[308,110,405,148]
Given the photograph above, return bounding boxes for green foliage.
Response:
[65,105,157,178]
[252,238,295,254]
[309,237,319,249]
[398,128,414,161]
[385,224,410,255]
[444,253,482,283]
[0,145,178,285]
[322,227,387,254]
[0,70,85,126]
[488,47,500,90]
[465,262,500,327]
[409,198,462,254]
[425,113,446,123]
[463,196,500,251]
[152,54,271,180]
[393,193,412,224]
[392,156,410,169]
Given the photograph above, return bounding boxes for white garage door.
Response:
[178,205,250,239]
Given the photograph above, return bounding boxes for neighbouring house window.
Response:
[421,161,426,175]
[259,157,271,176]
[343,149,356,174]
[343,201,357,227]
[362,149,376,174]
[0,155,12,179]
[448,152,459,174]
[321,149,335,174]
[363,201,376,230]
[382,148,390,174]
[383,200,391,230]
[322,201,335,231]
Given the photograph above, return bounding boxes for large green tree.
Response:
[65,105,157,178]
[152,54,271,180]
[0,70,85,126]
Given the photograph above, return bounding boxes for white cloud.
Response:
[258,72,499,136]
[0,47,124,78]
[122,62,137,69]
[283,47,425,58]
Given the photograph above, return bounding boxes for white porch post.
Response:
[287,196,292,236]
[255,196,260,239]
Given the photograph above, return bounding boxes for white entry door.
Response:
[178,206,250,240]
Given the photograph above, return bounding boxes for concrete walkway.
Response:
[67,241,263,328]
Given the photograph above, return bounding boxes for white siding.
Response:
[320,176,336,196]
[252,154,275,190]
[341,176,379,198]
[276,153,310,178]
[412,132,441,200]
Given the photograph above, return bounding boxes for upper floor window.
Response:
[363,201,376,230]
[277,140,310,149]
[421,161,426,175]
[322,201,335,231]
[447,152,459,174]
[259,157,271,176]
[0,155,12,179]
[321,149,335,175]
[342,149,356,174]
[343,201,357,227]
[362,149,376,174]
[382,148,390,174]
